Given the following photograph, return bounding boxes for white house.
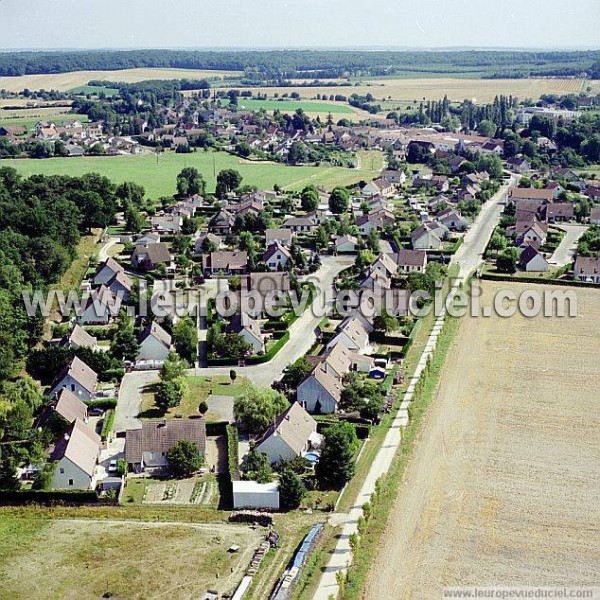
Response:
[327,317,370,353]
[411,224,443,250]
[61,324,98,351]
[49,356,98,401]
[92,257,124,286]
[254,402,317,464]
[334,235,359,254]
[263,242,292,271]
[232,480,280,510]
[226,313,264,354]
[78,285,118,325]
[519,245,549,272]
[395,249,427,273]
[297,365,343,414]
[50,419,100,490]
[138,321,172,362]
[574,255,600,283]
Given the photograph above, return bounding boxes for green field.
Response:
[69,85,119,97]
[235,98,354,114]
[0,108,88,130]
[0,150,382,197]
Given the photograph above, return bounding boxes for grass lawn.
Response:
[140,374,248,419]
[0,150,383,199]
[0,510,263,599]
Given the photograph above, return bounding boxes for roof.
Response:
[50,419,100,476]
[265,228,292,243]
[94,257,123,280]
[125,419,206,464]
[255,402,317,456]
[50,389,88,424]
[107,270,133,292]
[65,324,97,349]
[232,480,279,494]
[140,320,172,349]
[248,272,291,295]
[132,243,172,265]
[320,343,352,376]
[574,255,600,275]
[509,187,553,201]
[51,356,98,395]
[396,249,427,267]
[263,242,292,263]
[203,251,248,271]
[226,313,263,344]
[303,365,343,402]
[520,244,543,266]
[336,317,369,349]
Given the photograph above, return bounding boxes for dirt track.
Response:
[366,282,600,598]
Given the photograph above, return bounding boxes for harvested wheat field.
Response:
[0,67,241,93]
[366,281,600,599]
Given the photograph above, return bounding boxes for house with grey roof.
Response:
[138,321,172,362]
[49,356,98,401]
[50,419,100,489]
[125,419,206,473]
[254,402,318,465]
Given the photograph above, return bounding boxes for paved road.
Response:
[548,224,587,266]
[114,370,157,434]
[114,256,352,430]
[313,177,515,600]
[98,237,118,262]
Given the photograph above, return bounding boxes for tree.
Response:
[488,231,507,256]
[243,448,272,483]
[155,380,184,411]
[373,309,398,334]
[172,317,198,364]
[110,327,139,362]
[229,369,237,384]
[329,187,350,214]
[32,462,55,490]
[278,468,306,510]
[198,400,208,414]
[160,351,188,382]
[216,169,242,198]
[281,357,312,389]
[315,422,358,490]
[234,385,289,432]
[166,440,203,477]
[176,167,205,197]
[287,141,308,165]
[477,120,497,137]
[300,185,320,211]
[497,246,519,273]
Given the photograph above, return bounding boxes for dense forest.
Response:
[0,49,597,79]
[0,168,119,383]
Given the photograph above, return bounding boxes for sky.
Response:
[0,0,598,50]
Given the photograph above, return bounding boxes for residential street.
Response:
[114,256,352,431]
[312,177,515,600]
[548,224,587,267]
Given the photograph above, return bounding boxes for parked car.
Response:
[89,407,105,417]
[108,460,118,473]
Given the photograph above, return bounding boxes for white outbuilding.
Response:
[232,480,280,510]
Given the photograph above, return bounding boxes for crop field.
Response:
[366,281,600,598]
[217,77,588,103]
[0,67,242,92]
[0,105,85,129]
[69,84,120,97]
[0,514,263,599]
[0,150,383,197]
[233,98,355,114]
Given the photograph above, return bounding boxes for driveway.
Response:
[548,224,587,266]
[114,370,158,434]
[98,237,118,262]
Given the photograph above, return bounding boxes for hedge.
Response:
[100,409,115,441]
[226,424,240,483]
[479,273,600,289]
[0,490,113,505]
[244,331,290,364]
[85,398,117,410]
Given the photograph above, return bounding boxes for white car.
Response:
[108,460,118,473]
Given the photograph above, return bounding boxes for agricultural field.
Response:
[0,513,263,599]
[217,77,588,103]
[366,281,600,598]
[0,67,242,93]
[0,150,383,197]
[0,105,84,129]
[234,98,355,114]
[69,84,120,97]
